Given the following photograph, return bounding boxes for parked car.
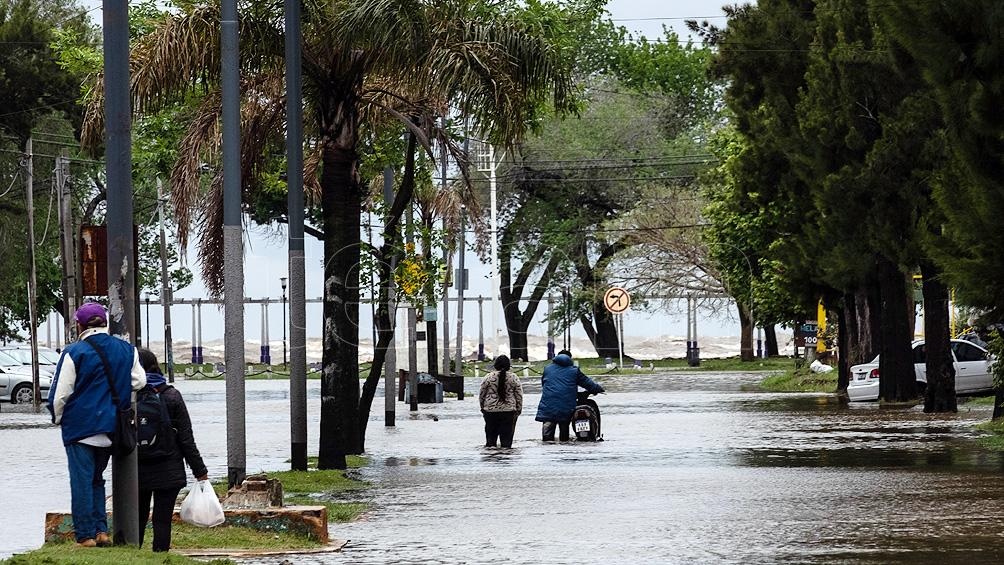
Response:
[0,345,60,378]
[0,350,52,404]
[847,339,994,402]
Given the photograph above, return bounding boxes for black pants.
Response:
[483,411,517,447]
[541,420,570,441]
[139,486,182,552]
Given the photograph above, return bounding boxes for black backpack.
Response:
[136,385,176,461]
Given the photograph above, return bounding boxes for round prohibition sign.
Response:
[603,286,630,314]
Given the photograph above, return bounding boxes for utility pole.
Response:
[56,150,78,344]
[383,167,396,426]
[453,207,466,399]
[103,0,139,544]
[546,295,555,360]
[285,0,307,472]
[477,295,484,361]
[156,179,175,382]
[24,138,41,413]
[488,145,500,359]
[221,0,246,488]
[407,202,418,412]
[440,117,451,378]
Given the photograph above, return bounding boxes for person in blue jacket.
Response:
[535,350,604,441]
[47,302,146,547]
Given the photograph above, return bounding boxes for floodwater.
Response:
[3,371,1004,564]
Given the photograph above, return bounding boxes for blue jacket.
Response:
[47,329,146,445]
[535,354,604,422]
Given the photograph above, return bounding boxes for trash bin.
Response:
[687,347,700,367]
[404,373,444,403]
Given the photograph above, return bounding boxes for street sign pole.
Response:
[614,313,622,371]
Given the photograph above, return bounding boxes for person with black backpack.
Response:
[136,349,208,552]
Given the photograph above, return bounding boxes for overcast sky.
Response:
[62,0,745,353]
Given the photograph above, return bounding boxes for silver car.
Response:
[0,349,54,404]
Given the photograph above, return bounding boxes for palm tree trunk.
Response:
[318,133,363,469]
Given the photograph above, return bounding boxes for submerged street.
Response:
[4,371,1004,564]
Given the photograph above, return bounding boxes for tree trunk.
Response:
[738,303,753,361]
[765,325,779,357]
[318,127,363,470]
[993,389,1004,420]
[921,260,956,412]
[843,282,881,368]
[507,323,529,361]
[876,256,916,403]
[836,298,850,393]
[590,300,620,358]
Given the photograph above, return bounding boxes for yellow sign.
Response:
[603,287,630,314]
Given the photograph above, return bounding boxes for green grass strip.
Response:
[760,369,837,393]
[1,542,234,565]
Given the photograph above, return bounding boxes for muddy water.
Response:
[3,372,1004,564]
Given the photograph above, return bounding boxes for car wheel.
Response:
[10,384,34,405]
[916,381,927,397]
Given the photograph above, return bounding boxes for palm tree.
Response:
[83,0,574,468]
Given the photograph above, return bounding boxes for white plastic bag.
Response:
[179,480,226,527]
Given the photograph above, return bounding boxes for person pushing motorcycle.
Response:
[535,350,604,441]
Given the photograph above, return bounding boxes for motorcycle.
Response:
[572,390,603,441]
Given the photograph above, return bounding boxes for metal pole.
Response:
[157,178,175,383]
[223,0,246,482]
[546,295,555,360]
[440,118,451,378]
[280,277,287,366]
[25,137,41,412]
[191,303,197,362]
[691,297,700,366]
[197,299,203,364]
[618,313,624,369]
[477,295,484,361]
[284,0,307,471]
[145,295,150,349]
[453,208,466,399]
[381,165,397,427]
[102,0,139,543]
[488,146,500,359]
[56,151,74,344]
[259,303,266,364]
[407,203,418,411]
[686,296,692,362]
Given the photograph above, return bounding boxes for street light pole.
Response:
[281,277,287,367]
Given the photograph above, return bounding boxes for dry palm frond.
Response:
[170,91,223,247]
[82,2,286,153]
[196,175,225,297]
[303,140,323,205]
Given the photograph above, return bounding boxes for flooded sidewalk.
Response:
[3,372,1003,564]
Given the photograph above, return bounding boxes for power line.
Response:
[0,98,79,119]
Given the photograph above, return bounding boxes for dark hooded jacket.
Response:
[534,354,604,422]
[137,382,207,491]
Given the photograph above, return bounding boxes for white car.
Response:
[0,350,53,404]
[847,339,993,402]
[0,345,60,378]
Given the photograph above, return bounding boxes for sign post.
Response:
[603,287,630,369]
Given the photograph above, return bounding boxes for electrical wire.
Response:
[37,179,56,247]
[0,168,22,199]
